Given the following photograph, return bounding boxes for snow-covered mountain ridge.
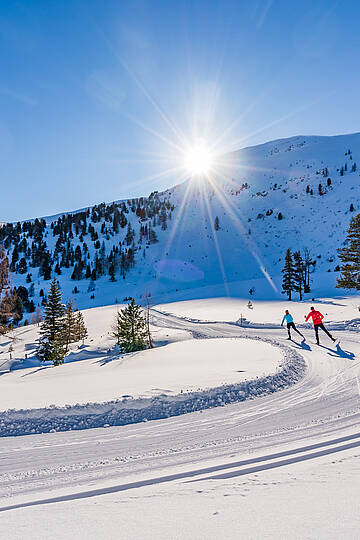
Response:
[2,132,360,313]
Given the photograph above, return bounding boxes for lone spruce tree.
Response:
[37,278,66,365]
[336,213,360,290]
[112,298,148,352]
[282,249,296,300]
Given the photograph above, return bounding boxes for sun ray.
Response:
[202,176,230,296]
[204,172,278,292]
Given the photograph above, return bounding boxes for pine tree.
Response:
[214,216,220,230]
[37,278,66,365]
[63,299,77,351]
[336,213,360,290]
[282,249,295,300]
[112,298,148,352]
[293,251,304,300]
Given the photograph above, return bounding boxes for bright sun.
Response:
[184,142,214,176]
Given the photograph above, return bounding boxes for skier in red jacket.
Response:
[305,307,336,345]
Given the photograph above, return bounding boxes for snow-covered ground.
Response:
[0,303,303,437]
[0,295,359,538]
[0,337,282,410]
[155,294,360,326]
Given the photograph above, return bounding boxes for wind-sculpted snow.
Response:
[0,336,305,437]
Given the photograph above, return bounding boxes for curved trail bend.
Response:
[0,311,359,506]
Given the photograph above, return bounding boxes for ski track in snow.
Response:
[0,309,359,515]
[0,323,304,437]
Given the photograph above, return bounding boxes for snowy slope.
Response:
[3,132,360,315]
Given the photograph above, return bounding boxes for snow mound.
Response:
[0,335,305,437]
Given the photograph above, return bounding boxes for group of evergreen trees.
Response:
[35,281,150,364]
[37,278,87,365]
[282,249,315,300]
[0,246,36,332]
[0,192,173,286]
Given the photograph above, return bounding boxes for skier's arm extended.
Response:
[305,312,311,322]
[281,315,286,326]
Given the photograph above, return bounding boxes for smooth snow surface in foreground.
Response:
[1,297,359,539]
[0,339,281,410]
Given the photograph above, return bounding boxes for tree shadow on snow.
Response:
[320,344,355,360]
[310,299,347,307]
[21,365,53,377]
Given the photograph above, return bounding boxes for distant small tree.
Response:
[350,203,354,212]
[214,216,220,231]
[327,178,332,187]
[112,299,148,353]
[142,291,153,349]
[63,299,77,352]
[73,311,88,344]
[278,212,283,220]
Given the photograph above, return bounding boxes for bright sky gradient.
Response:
[1,0,360,221]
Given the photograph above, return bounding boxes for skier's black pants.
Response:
[287,322,303,339]
[314,323,334,343]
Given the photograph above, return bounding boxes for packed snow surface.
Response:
[0,295,359,539]
[0,338,282,410]
[155,295,360,326]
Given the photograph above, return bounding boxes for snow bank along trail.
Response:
[0,307,359,511]
[0,329,304,436]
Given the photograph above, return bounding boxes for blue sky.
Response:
[1,0,360,221]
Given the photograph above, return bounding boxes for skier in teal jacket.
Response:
[281,310,304,340]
